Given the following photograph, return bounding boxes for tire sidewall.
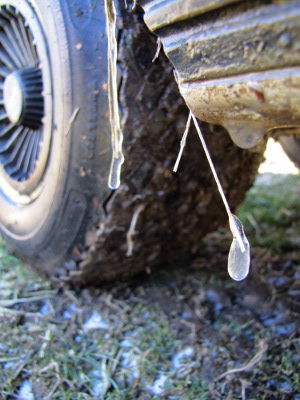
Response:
[0,0,111,260]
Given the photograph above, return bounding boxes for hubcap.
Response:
[3,71,23,124]
[3,68,43,127]
[0,2,52,200]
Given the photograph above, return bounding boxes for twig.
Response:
[126,205,145,257]
[39,328,53,359]
[0,356,20,363]
[13,351,33,380]
[0,305,43,317]
[65,107,79,136]
[152,38,162,62]
[0,293,56,307]
[40,363,61,400]
[39,361,59,375]
[216,342,268,381]
[240,379,251,400]
[44,378,60,400]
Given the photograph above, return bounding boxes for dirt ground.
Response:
[0,172,299,399]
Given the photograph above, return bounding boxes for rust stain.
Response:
[249,87,265,104]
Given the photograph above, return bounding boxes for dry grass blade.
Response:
[65,107,79,136]
[12,351,34,380]
[216,342,268,381]
[0,305,43,317]
[126,204,145,257]
[0,292,56,307]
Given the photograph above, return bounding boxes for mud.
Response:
[69,5,265,286]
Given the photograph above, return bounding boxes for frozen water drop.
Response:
[228,237,250,281]
[188,114,252,281]
[108,152,124,189]
[106,0,125,190]
[228,215,250,281]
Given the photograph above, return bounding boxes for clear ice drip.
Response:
[173,112,192,172]
[228,215,250,281]
[106,0,125,189]
[189,113,251,281]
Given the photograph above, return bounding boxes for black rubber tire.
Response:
[279,136,300,169]
[0,0,112,274]
[0,2,266,286]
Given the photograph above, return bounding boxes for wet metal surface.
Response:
[141,0,300,148]
[180,68,300,148]
[141,0,240,31]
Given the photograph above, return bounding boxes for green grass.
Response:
[0,172,299,399]
[238,174,300,256]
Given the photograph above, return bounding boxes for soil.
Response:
[0,173,299,399]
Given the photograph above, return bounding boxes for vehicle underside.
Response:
[141,0,300,148]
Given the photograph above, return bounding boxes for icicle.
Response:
[191,113,251,281]
[152,38,162,63]
[105,0,125,189]
[173,111,192,172]
[228,215,250,281]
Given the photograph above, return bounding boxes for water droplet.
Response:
[108,152,124,189]
[185,114,252,281]
[228,215,250,281]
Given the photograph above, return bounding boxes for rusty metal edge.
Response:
[180,67,300,148]
[142,0,240,31]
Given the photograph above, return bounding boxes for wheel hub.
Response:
[3,72,23,124]
[0,2,52,197]
[3,68,43,128]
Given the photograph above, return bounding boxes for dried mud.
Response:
[70,7,265,285]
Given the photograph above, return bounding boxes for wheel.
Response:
[0,0,112,277]
[279,136,300,169]
[0,1,265,286]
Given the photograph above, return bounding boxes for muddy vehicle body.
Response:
[0,0,299,285]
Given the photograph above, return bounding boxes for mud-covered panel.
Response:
[180,68,300,148]
[140,0,300,150]
[141,0,240,31]
[161,0,300,83]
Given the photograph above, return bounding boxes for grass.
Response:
[238,174,300,255]
[0,172,299,399]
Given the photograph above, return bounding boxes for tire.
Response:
[0,0,112,275]
[0,2,266,286]
[279,136,300,169]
